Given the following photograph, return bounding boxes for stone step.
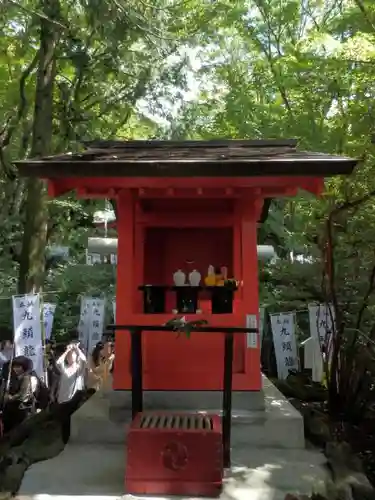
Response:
[72,408,304,449]
[71,416,124,444]
[109,389,265,412]
[107,406,304,449]
[71,376,305,449]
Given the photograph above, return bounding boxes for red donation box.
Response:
[126,412,223,496]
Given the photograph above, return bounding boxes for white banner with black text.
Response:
[87,298,106,354]
[78,296,91,352]
[308,303,335,352]
[43,303,56,340]
[12,294,44,379]
[270,312,299,379]
[246,308,266,349]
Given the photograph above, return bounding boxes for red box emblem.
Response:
[126,412,223,496]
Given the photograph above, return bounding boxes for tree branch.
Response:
[138,0,189,10]
[110,199,118,220]
[323,183,375,406]
[248,1,294,117]
[353,0,375,33]
[7,0,67,29]
[0,51,39,178]
[331,186,375,217]
[356,263,375,330]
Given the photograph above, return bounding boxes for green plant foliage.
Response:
[0,0,213,328]
[2,0,375,419]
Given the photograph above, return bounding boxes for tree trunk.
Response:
[18,0,61,294]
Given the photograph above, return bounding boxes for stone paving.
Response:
[17,443,328,500]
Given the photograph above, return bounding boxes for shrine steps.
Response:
[108,387,265,412]
[70,375,305,449]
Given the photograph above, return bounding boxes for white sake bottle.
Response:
[173,269,186,286]
[221,266,228,280]
[189,269,201,286]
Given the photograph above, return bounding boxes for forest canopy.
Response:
[1,0,375,351]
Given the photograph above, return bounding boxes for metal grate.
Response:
[139,414,213,431]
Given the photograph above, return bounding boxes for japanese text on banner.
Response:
[78,297,91,351]
[78,297,106,354]
[270,313,299,380]
[308,303,335,351]
[43,303,56,340]
[12,294,44,379]
[88,299,105,354]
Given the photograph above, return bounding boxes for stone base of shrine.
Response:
[71,375,304,449]
[70,390,123,444]
[109,387,265,412]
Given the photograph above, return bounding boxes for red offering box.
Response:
[126,412,223,497]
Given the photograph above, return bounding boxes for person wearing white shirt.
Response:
[0,351,7,371]
[56,343,86,403]
[0,341,12,372]
[56,343,87,443]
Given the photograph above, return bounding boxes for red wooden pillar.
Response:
[240,192,262,391]
[113,189,134,389]
[134,201,144,315]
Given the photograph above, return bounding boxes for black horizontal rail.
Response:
[108,323,258,468]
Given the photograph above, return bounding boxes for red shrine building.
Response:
[16,139,357,407]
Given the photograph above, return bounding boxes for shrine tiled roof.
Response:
[15,139,359,177]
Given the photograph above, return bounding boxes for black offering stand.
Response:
[138,285,238,314]
[107,323,258,468]
[139,286,167,313]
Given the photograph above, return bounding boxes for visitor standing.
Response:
[56,343,87,443]
[2,356,34,433]
[88,341,114,392]
[0,341,13,372]
[45,341,60,403]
